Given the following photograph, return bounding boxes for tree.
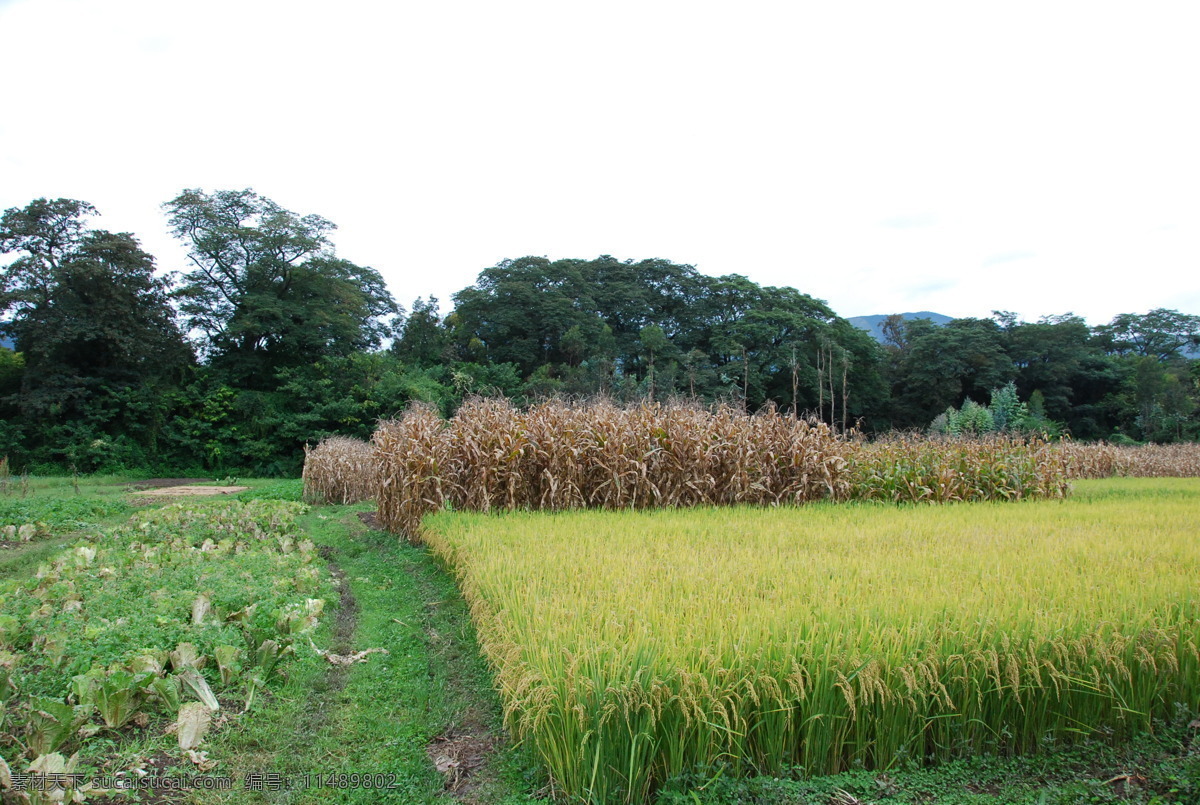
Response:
[164,189,397,387]
[0,198,192,468]
[393,296,450,368]
[888,317,1014,428]
[999,313,1114,436]
[637,324,676,400]
[1097,309,1200,360]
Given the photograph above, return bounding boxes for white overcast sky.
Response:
[1,0,1196,324]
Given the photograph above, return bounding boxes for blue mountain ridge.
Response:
[845,311,953,343]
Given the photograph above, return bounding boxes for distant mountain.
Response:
[846,311,954,344]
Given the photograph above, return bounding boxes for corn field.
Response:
[370,399,1072,538]
[848,433,1071,502]
[301,436,379,504]
[1058,441,1200,479]
[423,482,1200,803]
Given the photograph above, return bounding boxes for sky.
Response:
[1,0,1196,325]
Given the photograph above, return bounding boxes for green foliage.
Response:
[449,256,885,420]
[0,496,130,531]
[655,703,1200,803]
[236,479,305,502]
[3,194,1197,472]
[987,381,1025,431]
[929,382,1069,438]
[890,317,1014,428]
[164,188,398,388]
[391,295,451,368]
[0,499,333,775]
[1097,308,1200,360]
[0,198,192,471]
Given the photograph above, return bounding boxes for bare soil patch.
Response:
[124,478,212,491]
[427,713,498,802]
[138,485,250,498]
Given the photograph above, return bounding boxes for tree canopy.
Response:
[1,191,1198,474]
[0,198,192,467]
[165,188,398,388]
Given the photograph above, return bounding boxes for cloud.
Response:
[878,212,938,229]
[981,250,1036,267]
[909,279,957,296]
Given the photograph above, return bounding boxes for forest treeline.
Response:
[1,192,1198,475]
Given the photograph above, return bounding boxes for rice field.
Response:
[423,478,1200,804]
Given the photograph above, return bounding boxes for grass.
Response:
[655,710,1200,804]
[422,478,1200,803]
[0,488,336,802]
[6,473,1198,804]
[194,503,541,804]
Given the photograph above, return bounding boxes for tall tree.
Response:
[0,198,192,466]
[392,296,451,368]
[888,317,1014,428]
[1096,309,1200,360]
[164,189,397,387]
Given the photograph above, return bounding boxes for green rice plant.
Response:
[424,479,1200,803]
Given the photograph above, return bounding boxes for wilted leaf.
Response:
[29,752,67,775]
[308,639,389,667]
[185,749,216,771]
[170,643,206,671]
[433,753,459,774]
[214,645,242,686]
[178,669,219,712]
[225,604,257,623]
[176,702,211,750]
[192,594,212,625]
[129,651,166,676]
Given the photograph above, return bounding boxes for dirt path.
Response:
[318,544,360,691]
[355,512,502,803]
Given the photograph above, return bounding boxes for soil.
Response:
[138,485,251,498]
[427,715,498,801]
[318,544,360,692]
[124,478,213,491]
